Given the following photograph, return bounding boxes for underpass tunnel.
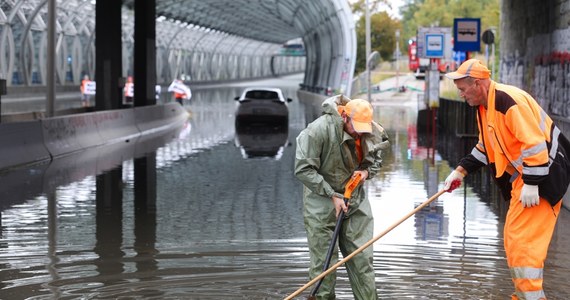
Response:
[0,0,356,102]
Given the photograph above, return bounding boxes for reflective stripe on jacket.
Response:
[459,80,570,203]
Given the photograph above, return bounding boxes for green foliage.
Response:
[355,11,401,74]
[398,0,500,68]
[351,0,500,75]
[351,0,386,14]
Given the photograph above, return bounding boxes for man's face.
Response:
[455,78,484,107]
[342,115,363,139]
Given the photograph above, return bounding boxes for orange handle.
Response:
[343,173,363,199]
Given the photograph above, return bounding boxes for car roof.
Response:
[240,87,285,100]
[242,87,282,92]
[241,87,283,95]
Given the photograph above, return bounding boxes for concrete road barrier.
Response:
[0,104,189,171]
[41,113,105,158]
[135,102,189,134]
[0,121,51,170]
[93,109,140,145]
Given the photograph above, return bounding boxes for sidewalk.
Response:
[355,74,426,110]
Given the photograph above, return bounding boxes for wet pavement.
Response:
[0,73,569,299]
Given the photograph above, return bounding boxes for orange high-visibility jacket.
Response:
[81,79,89,94]
[458,80,570,204]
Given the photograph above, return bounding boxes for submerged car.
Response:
[234,123,289,160]
[234,87,292,125]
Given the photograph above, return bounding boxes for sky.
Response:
[379,0,406,19]
[349,0,406,20]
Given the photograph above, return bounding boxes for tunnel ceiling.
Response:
[123,0,329,44]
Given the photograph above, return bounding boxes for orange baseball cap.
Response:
[445,59,491,80]
[344,99,373,133]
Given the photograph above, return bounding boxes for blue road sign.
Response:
[425,34,444,58]
[453,18,480,52]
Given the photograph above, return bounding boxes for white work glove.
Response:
[520,184,540,208]
[444,170,464,192]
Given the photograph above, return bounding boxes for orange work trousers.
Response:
[504,176,562,300]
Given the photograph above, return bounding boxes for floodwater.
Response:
[0,73,569,299]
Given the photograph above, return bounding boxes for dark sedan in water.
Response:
[234,87,292,125]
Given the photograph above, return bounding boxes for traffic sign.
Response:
[453,18,480,52]
[425,34,444,58]
[417,27,452,59]
[482,29,495,44]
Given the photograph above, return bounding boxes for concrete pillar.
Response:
[95,168,125,277]
[95,1,123,111]
[134,153,158,274]
[134,154,157,210]
[134,0,157,107]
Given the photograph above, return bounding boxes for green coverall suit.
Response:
[294,95,389,299]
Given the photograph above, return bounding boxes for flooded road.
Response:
[0,73,569,299]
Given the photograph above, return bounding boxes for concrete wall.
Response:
[500,0,570,119]
[0,103,189,171]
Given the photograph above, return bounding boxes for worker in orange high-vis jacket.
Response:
[80,74,92,107]
[443,59,570,300]
[124,76,134,104]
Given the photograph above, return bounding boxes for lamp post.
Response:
[364,50,380,102]
[46,0,56,117]
[365,0,371,101]
[395,29,400,91]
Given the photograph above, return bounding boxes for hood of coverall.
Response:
[321,94,351,118]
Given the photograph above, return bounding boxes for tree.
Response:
[350,0,386,14]
[355,11,401,74]
[398,0,499,62]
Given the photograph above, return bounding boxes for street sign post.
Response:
[417,27,452,109]
[453,18,481,52]
[417,27,452,59]
[425,34,444,58]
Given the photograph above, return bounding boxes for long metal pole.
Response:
[365,0,371,101]
[487,43,497,80]
[395,30,400,90]
[46,0,56,117]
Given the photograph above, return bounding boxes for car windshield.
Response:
[244,90,279,100]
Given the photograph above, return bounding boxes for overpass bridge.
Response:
[3,0,570,118]
[0,0,356,106]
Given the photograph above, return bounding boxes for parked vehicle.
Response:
[234,123,289,160]
[408,38,458,79]
[234,87,292,125]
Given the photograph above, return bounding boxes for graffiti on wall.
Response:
[501,28,570,118]
[499,50,526,89]
[532,52,570,117]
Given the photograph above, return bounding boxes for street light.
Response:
[395,29,400,90]
[365,0,371,101]
[367,51,380,100]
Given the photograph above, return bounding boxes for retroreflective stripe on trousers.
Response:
[505,176,562,300]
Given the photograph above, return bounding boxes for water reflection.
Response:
[1,75,569,299]
[234,122,289,160]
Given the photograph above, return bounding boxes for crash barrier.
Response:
[41,112,106,158]
[92,109,139,145]
[297,90,327,126]
[0,103,189,171]
[0,121,51,170]
[135,102,188,134]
